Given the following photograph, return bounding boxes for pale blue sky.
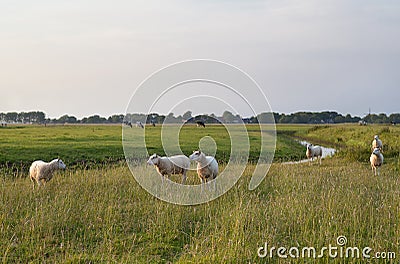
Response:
[1,0,399,118]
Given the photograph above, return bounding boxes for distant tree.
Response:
[108,114,124,123]
[334,115,345,123]
[222,111,236,123]
[389,113,400,123]
[5,112,18,123]
[164,113,177,123]
[257,112,275,123]
[378,113,389,123]
[363,114,388,124]
[81,115,107,124]
[57,115,77,123]
[33,111,46,123]
[182,111,192,121]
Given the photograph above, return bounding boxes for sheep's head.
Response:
[189,150,203,161]
[147,154,160,165]
[57,159,66,169]
[374,135,379,140]
[307,144,313,150]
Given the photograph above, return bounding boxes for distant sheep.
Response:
[359,120,367,126]
[189,150,218,190]
[136,121,144,128]
[123,121,132,128]
[371,135,383,152]
[370,148,384,176]
[147,154,190,184]
[306,144,322,165]
[29,159,66,188]
[196,121,206,128]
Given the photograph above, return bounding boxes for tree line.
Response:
[1,111,399,125]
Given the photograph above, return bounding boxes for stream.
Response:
[282,140,336,165]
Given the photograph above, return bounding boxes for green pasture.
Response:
[0,123,399,263]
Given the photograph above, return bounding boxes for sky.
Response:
[1,0,399,118]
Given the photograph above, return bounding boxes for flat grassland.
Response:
[1,124,399,263]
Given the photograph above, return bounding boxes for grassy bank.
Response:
[285,124,400,163]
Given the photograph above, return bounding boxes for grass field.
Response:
[1,124,399,263]
[0,124,305,176]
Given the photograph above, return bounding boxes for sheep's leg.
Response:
[207,179,211,191]
[377,167,380,176]
[30,177,35,190]
[181,171,187,185]
[160,174,165,184]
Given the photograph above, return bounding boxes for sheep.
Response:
[29,158,66,189]
[147,154,190,184]
[371,135,383,152]
[306,144,322,165]
[370,147,384,176]
[123,121,132,128]
[136,121,144,128]
[359,120,367,126]
[196,121,206,128]
[189,150,218,190]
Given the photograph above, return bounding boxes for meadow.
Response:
[0,124,306,176]
[1,123,399,263]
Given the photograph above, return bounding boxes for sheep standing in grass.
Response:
[29,159,66,188]
[136,121,144,128]
[189,150,218,190]
[306,144,322,165]
[196,121,206,128]
[370,148,384,176]
[371,135,383,152]
[147,154,190,184]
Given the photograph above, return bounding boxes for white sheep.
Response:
[306,144,322,165]
[147,154,190,184]
[29,158,66,188]
[136,121,144,128]
[370,147,384,176]
[189,150,218,190]
[371,135,383,152]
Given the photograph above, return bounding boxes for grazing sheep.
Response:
[189,150,218,190]
[306,144,322,165]
[29,159,66,188]
[359,120,367,126]
[370,147,384,176]
[123,121,132,128]
[136,121,144,128]
[147,154,190,184]
[371,135,383,152]
[196,121,206,128]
